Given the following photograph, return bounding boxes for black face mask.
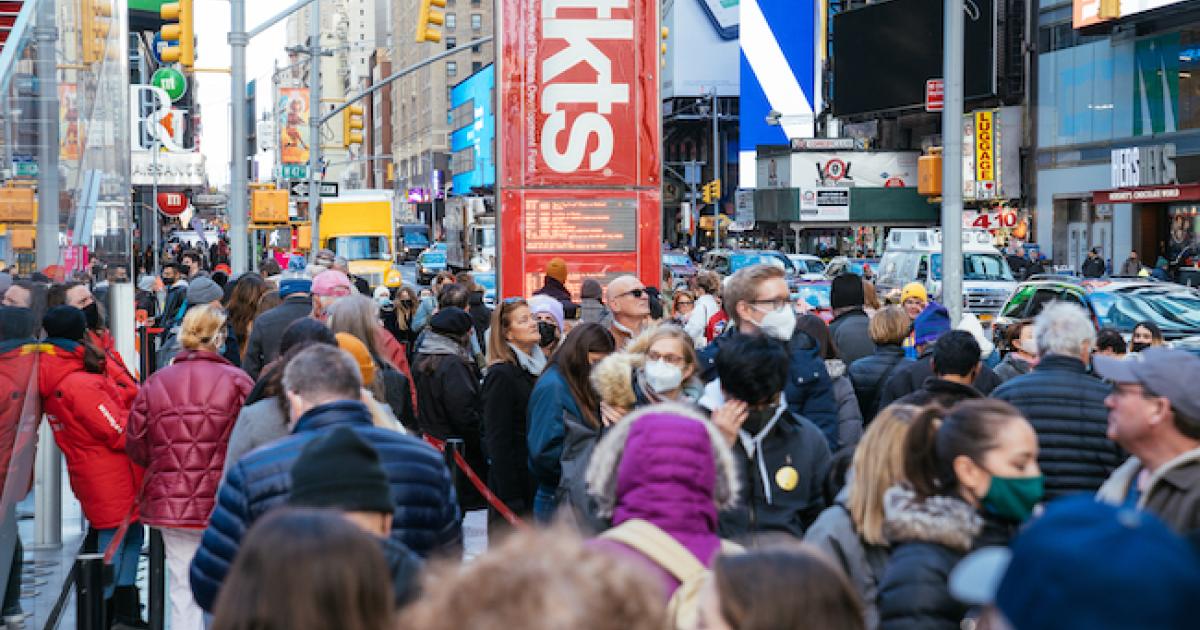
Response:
[538,321,559,347]
[400,300,415,308]
[82,302,101,330]
[1131,341,1151,352]
[742,402,781,435]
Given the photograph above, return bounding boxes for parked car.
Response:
[398,224,431,261]
[793,280,833,323]
[701,249,790,276]
[991,276,1200,349]
[662,251,698,289]
[416,244,447,285]
[787,254,827,281]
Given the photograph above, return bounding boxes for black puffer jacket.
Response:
[990,354,1123,498]
[848,345,912,422]
[413,331,487,510]
[878,350,1001,409]
[877,486,982,630]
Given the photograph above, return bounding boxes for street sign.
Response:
[151,67,187,102]
[192,193,228,206]
[13,162,37,177]
[789,137,864,151]
[157,191,189,216]
[289,181,339,198]
[279,164,308,179]
[925,79,944,112]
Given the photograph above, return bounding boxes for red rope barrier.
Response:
[423,435,527,528]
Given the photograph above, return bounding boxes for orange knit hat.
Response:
[335,333,375,387]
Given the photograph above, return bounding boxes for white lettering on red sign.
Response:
[539,0,633,173]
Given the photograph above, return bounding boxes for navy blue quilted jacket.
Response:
[188,400,461,612]
[990,354,1123,499]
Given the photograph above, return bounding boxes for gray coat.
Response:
[224,397,290,475]
[993,354,1033,383]
[828,360,864,451]
[807,496,890,630]
[579,298,607,324]
[830,309,876,366]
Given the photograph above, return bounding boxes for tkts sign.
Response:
[498,0,662,296]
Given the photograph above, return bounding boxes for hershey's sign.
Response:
[1112,144,1178,189]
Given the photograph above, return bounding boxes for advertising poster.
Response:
[59,84,81,161]
[279,88,310,165]
[497,0,662,297]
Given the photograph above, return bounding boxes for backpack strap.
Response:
[601,519,706,583]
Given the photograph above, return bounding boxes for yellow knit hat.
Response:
[335,333,375,387]
[545,257,568,284]
[901,282,929,305]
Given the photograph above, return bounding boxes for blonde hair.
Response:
[868,305,912,346]
[723,264,786,326]
[179,304,227,351]
[847,404,919,546]
[486,299,528,367]
[400,527,665,630]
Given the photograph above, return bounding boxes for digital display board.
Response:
[525,199,637,253]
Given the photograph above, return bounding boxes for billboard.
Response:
[449,65,496,195]
[497,0,662,298]
[278,88,310,165]
[739,0,821,188]
[757,151,920,190]
[832,0,996,117]
[662,0,739,98]
[1074,0,1189,28]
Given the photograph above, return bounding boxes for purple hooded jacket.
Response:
[592,412,723,598]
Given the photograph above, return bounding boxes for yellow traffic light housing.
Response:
[160,0,195,68]
[918,148,943,197]
[701,181,713,204]
[660,26,669,68]
[415,0,447,43]
[251,189,290,224]
[81,0,114,64]
[711,179,721,200]
[343,104,365,149]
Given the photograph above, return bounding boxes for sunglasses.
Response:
[618,288,647,299]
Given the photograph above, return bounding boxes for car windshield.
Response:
[1089,288,1200,332]
[663,254,690,267]
[731,254,786,272]
[804,259,826,274]
[403,230,429,247]
[421,252,446,264]
[329,236,390,261]
[932,253,1013,281]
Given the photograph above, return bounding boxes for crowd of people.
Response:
[0,247,1199,630]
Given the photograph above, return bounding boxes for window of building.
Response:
[452,147,476,175]
[472,44,481,54]
[446,36,457,50]
[446,13,456,29]
[473,61,482,73]
[450,99,474,131]
[447,61,457,77]
[472,0,481,6]
[470,13,482,30]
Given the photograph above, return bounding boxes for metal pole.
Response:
[308,3,323,256]
[689,180,698,250]
[230,0,249,274]
[711,89,720,249]
[34,0,59,270]
[152,140,159,273]
[941,0,965,325]
[32,424,61,548]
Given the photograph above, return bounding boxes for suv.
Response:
[991,276,1200,348]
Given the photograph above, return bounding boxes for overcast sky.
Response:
[193,0,288,189]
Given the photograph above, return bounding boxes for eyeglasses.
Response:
[617,288,647,299]
[646,350,686,366]
[675,300,694,306]
[750,298,791,311]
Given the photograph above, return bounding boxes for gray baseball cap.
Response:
[1093,347,1200,419]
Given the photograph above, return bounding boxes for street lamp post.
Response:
[941,0,965,324]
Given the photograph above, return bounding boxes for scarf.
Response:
[510,343,547,377]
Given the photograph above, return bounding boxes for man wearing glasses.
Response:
[698,264,840,452]
[1095,346,1200,534]
[605,275,651,349]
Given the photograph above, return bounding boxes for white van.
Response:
[875,228,1017,322]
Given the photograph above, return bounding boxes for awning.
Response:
[1092,183,1200,204]
[753,186,938,224]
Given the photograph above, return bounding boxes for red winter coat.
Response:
[126,350,254,528]
[0,341,39,503]
[90,329,139,408]
[38,339,142,529]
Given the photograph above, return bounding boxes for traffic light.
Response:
[415,0,447,43]
[81,0,114,64]
[342,104,365,149]
[251,188,289,224]
[660,26,669,68]
[918,148,943,196]
[702,179,721,204]
[160,0,195,68]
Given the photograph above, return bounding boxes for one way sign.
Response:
[290,182,339,198]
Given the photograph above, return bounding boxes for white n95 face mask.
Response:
[643,359,684,393]
[757,305,796,342]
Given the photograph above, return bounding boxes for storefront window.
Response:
[1168,205,1200,262]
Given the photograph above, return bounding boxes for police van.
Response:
[875,228,1017,323]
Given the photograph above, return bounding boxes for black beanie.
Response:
[430,306,473,336]
[830,273,866,310]
[0,306,35,341]
[288,426,393,514]
[43,306,87,342]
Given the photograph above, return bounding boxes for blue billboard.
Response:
[449,64,495,196]
[739,0,820,188]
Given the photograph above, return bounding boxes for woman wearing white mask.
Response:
[592,325,704,427]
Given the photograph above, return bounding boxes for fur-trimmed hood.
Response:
[882,485,982,553]
[825,358,847,380]
[591,326,703,408]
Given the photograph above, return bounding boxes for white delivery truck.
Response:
[875,228,1017,324]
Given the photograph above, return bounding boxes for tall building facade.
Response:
[392,0,493,202]
[367,48,394,189]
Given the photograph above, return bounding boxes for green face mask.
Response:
[982,474,1044,522]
